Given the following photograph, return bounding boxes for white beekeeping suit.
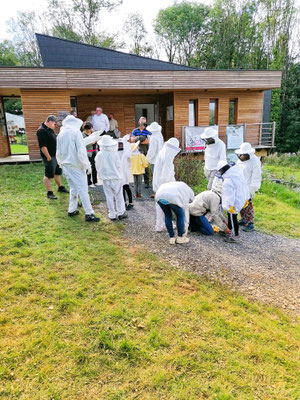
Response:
[155,181,195,234]
[235,142,261,198]
[152,137,181,231]
[118,134,132,186]
[56,115,94,216]
[217,160,249,213]
[201,126,227,190]
[95,135,126,220]
[146,122,164,166]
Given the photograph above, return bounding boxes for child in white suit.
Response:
[95,135,127,221]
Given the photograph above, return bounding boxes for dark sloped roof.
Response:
[36,34,196,71]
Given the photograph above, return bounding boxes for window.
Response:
[189,100,198,126]
[209,99,218,126]
[70,96,77,113]
[229,99,238,125]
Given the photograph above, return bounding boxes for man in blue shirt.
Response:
[131,117,152,188]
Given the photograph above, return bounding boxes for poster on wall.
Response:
[166,105,173,121]
[57,111,70,121]
[185,126,208,152]
[226,125,244,150]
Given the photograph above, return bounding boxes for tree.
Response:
[7,11,44,66]
[154,2,210,65]
[123,13,152,56]
[0,40,20,66]
[48,0,123,46]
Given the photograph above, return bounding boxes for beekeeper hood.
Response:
[61,115,83,132]
[201,126,218,145]
[152,137,181,192]
[147,122,162,135]
[235,142,255,161]
[98,135,118,152]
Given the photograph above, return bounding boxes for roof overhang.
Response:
[0,67,282,91]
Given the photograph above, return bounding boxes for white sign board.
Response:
[226,125,244,150]
[185,127,207,152]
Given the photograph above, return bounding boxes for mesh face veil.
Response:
[204,137,215,145]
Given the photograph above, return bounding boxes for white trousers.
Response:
[102,179,125,219]
[155,203,166,231]
[204,168,217,190]
[63,166,94,215]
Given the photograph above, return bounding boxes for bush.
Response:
[174,153,206,189]
[265,152,300,167]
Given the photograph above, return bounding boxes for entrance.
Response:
[3,97,28,155]
[135,103,159,125]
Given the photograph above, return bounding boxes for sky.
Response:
[0,0,214,42]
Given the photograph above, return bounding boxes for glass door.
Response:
[3,97,28,155]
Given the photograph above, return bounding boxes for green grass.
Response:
[263,164,300,184]
[10,143,28,154]
[0,164,299,399]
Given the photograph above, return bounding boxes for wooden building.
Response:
[0,34,282,160]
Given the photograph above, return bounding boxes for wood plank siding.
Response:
[21,89,71,159]
[0,123,10,157]
[0,68,281,90]
[173,90,264,145]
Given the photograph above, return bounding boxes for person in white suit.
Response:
[201,126,227,190]
[235,142,261,232]
[216,160,249,243]
[152,138,181,232]
[118,134,134,210]
[95,135,127,221]
[56,115,100,222]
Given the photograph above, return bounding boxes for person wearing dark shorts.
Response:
[36,115,69,199]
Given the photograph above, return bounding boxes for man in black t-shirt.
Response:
[36,115,69,199]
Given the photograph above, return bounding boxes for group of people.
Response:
[36,107,262,244]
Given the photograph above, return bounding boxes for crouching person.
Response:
[235,142,261,231]
[155,181,194,245]
[216,161,249,243]
[188,179,230,236]
[56,115,100,222]
[95,135,127,221]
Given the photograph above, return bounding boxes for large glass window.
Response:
[209,99,218,126]
[229,98,238,125]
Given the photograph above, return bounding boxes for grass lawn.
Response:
[263,164,300,183]
[9,143,29,155]
[0,164,299,399]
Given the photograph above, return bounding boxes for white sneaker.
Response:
[169,237,176,245]
[95,183,101,186]
[176,236,190,244]
[89,184,96,188]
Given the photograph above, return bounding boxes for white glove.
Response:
[86,166,92,175]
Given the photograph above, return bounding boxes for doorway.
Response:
[135,103,159,125]
[3,97,28,155]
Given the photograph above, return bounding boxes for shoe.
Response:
[243,223,255,232]
[219,230,229,238]
[85,214,100,222]
[47,191,57,200]
[57,186,69,193]
[68,210,79,217]
[110,218,117,221]
[95,183,101,186]
[150,193,155,198]
[224,236,240,243]
[136,194,142,199]
[169,237,176,245]
[238,218,247,226]
[118,212,128,220]
[89,184,96,188]
[176,236,190,244]
[126,203,134,210]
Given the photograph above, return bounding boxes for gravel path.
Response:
[94,188,300,315]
